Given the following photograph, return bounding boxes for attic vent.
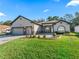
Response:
[60,21,62,24]
[20,17,22,20]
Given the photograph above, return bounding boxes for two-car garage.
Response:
[11,16,34,35]
[12,27,32,35]
[12,28,24,35]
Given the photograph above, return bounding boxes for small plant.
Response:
[30,35,31,38]
[38,35,40,38]
[53,33,56,36]
[32,35,35,38]
[26,35,28,38]
[35,35,38,38]
[43,35,46,38]
[26,35,27,38]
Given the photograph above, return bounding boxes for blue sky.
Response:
[0,0,79,21]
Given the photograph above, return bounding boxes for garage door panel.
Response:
[12,28,24,35]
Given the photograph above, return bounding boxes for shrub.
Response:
[30,35,32,38]
[38,35,40,38]
[43,35,46,38]
[32,35,35,38]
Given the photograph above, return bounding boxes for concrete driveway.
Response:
[0,35,25,44]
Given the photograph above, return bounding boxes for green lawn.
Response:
[69,32,79,35]
[0,36,79,59]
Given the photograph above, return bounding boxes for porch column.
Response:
[51,26,53,33]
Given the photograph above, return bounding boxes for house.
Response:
[0,25,10,33]
[75,26,79,32]
[11,15,70,35]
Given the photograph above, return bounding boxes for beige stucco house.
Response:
[11,16,70,35]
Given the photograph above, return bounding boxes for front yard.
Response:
[0,36,79,59]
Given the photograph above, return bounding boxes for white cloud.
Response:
[43,9,49,13]
[66,0,79,7]
[0,12,6,16]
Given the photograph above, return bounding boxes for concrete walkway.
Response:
[0,35,25,44]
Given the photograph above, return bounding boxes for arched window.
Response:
[57,26,65,33]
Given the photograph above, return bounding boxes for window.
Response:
[44,26,51,33]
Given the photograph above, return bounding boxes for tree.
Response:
[59,17,65,20]
[70,12,79,32]
[72,12,79,26]
[75,12,79,17]
[53,16,59,20]
[33,18,45,23]
[63,14,73,23]
[3,20,12,26]
[0,21,3,25]
[47,16,53,21]
[47,16,60,21]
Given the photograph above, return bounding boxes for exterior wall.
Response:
[53,21,70,32]
[25,26,32,35]
[75,26,79,32]
[33,24,41,35]
[51,26,54,33]
[11,17,33,27]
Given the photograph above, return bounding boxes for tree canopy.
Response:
[47,16,60,21]
[0,20,12,26]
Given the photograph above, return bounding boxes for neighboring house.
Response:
[75,26,79,32]
[11,16,70,35]
[0,25,10,34]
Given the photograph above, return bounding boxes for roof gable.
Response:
[56,20,71,25]
[38,20,70,26]
[11,15,40,25]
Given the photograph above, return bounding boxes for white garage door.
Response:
[12,28,24,35]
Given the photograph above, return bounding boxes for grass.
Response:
[69,32,79,35]
[0,36,79,59]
